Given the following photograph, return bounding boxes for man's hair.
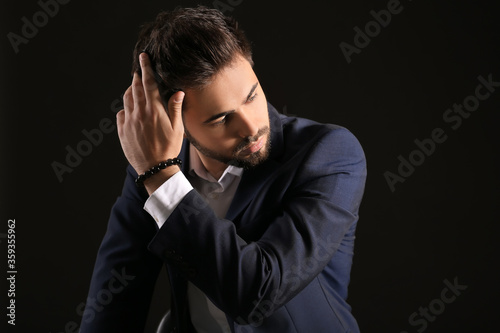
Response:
[132,6,253,102]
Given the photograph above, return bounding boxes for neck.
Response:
[195,150,228,180]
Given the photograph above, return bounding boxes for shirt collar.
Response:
[188,144,243,185]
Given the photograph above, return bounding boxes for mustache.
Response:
[234,126,270,153]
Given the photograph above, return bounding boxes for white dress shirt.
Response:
[144,144,243,333]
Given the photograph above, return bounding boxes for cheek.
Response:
[256,99,270,126]
[202,129,240,150]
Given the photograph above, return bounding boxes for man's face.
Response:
[182,54,271,169]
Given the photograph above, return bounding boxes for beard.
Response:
[184,126,271,169]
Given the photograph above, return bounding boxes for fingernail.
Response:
[139,52,147,64]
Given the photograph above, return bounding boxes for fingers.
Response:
[139,53,162,107]
[122,85,133,114]
[120,52,168,123]
[116,109,125,137]
[132,72,145,112]
[167,90,185,129]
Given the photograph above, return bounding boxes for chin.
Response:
[230,137,271,169]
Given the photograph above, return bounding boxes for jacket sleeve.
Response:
[79,166,163,333]
[147,126,367,323]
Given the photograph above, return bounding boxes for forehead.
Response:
[183,55,258,115]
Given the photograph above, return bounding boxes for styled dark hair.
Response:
[132,6,253,102]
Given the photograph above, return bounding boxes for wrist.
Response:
[135,158,183,188]
[144,165,181,195]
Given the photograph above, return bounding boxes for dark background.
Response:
[2,0,499,332]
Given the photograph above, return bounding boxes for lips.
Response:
[240,136,265,155]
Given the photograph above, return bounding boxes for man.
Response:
[81,6,366,333]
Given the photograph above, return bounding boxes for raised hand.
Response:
[116,52,185,193]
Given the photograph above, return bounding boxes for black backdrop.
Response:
[2,0,499,332]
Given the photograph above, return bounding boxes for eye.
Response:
[212,115,228,126]
[247,93,258,103]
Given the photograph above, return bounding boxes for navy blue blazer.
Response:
[80,103,367,333]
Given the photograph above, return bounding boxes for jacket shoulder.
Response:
[279,114,365,165]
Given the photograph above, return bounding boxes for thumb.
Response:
[168,90,185,128]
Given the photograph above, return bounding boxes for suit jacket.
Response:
[80,103,367,333]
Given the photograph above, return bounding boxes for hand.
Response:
[116,53,185,186]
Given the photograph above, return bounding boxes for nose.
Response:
[235,109,259,139]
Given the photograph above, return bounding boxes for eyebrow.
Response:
[202,82,259,124]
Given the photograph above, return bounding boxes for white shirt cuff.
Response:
[144,171,193,229]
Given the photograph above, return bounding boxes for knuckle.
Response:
[123,89,133,103]
[133,107,149,121]
[133,88,145,101]
[123,88,131,98]
[132,78,143,90]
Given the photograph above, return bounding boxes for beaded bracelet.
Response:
[135,158,182,187]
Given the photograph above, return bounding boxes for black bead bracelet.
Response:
[135,158,182,187]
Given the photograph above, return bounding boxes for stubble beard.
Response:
[185,126,271,170]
